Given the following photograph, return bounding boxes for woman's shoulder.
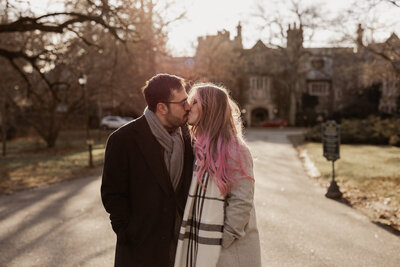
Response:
[238,138,251,154]
[232,137,251,153]
[228,138,252,163]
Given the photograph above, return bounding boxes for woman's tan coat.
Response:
[216,145,262,267]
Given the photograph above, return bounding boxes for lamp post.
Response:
[79,74,94,168]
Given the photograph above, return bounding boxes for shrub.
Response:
[389,135,400,146]
[331,83,381,120]
[305,116,400,146]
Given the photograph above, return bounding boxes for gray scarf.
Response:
[144,107,184,191]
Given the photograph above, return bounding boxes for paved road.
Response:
[247,129,399,266]
[0,129,399,266]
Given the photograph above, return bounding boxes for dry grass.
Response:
[289,134,400,232]
[0,129,110,194]
[304,142,400,178]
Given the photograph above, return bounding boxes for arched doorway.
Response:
[251,108,269,126]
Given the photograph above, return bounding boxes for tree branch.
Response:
[385,0,400,7]
[68,28,102,49]
[0,12,125,42]
[0,47,63,102]
[365,46,400,74]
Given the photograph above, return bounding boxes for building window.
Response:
[311,58,324,69]
[335,88,342,100]
[250,76,269,90]
[249,76,270,99]
[308,81,330,96]
[257,78,263,89]
[250,77,257,89]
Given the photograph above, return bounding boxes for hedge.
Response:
[305,116,400,146]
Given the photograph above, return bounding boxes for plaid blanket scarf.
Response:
[174,161,225,267]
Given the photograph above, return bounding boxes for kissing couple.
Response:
[101,73,261,267]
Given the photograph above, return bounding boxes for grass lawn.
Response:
[289,135,400,232]
[0,129,111,194]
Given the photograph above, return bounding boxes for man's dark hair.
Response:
[142,73,186,112]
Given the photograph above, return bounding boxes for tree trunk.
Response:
[1,92,6,156]
[46,139,56,148]
[289,90,297,126]
[45,132,58,148]
[33,115,62,149]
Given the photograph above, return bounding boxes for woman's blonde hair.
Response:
[189,83,252,196]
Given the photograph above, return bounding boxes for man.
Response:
[101,74,194,267]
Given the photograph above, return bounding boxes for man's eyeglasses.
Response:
[163,98,189,108]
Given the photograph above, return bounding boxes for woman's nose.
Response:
[184,102,191,111]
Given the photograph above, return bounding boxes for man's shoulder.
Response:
[108,116,146,140]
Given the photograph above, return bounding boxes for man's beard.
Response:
[166,112,188,128]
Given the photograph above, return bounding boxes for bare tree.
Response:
[329,0,400,114]
[0,0,186,147]
[252,0,328,125]
[0,0,134,86]
[0,85,7,156]
[0,0,138,147]
[194,30,244,101]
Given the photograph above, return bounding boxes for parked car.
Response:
[261,118,288,127]
[100,116,133,130]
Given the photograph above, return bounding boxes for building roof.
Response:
[251,40,267,50]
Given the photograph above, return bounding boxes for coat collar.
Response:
[133,116,175,196]
[132,116,194,198]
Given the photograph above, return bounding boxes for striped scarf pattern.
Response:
[174,161,225,267]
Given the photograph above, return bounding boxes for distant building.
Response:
[158,23,400,126]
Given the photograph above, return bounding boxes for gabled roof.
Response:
[385,33,400,44]
[251,40,267,50]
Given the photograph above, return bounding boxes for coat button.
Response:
[163,207,168,213]
[161,236,166,240]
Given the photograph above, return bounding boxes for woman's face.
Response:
[188,94,202,126]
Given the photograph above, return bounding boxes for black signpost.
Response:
[322,120,342,199]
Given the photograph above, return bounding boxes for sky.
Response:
[15,0,400,56]
[165,0,400,56]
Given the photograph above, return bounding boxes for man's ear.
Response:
[156,102,168,115]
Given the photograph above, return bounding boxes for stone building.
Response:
[158,23,399,126]
[357,30,400,115]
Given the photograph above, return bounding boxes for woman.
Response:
[174,83,261,267]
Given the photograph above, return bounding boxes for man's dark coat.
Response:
[101,116,194,267]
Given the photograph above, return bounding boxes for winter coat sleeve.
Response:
[222,145,255,248]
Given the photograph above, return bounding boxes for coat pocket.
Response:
[117,216,139,247]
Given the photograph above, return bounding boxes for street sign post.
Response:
[322,120,342,199]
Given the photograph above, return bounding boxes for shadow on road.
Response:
[323,189,400,238]
[0,175,112,265]
[330,196,400,237]
[331,197,353,208]
[372,222,400,237]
